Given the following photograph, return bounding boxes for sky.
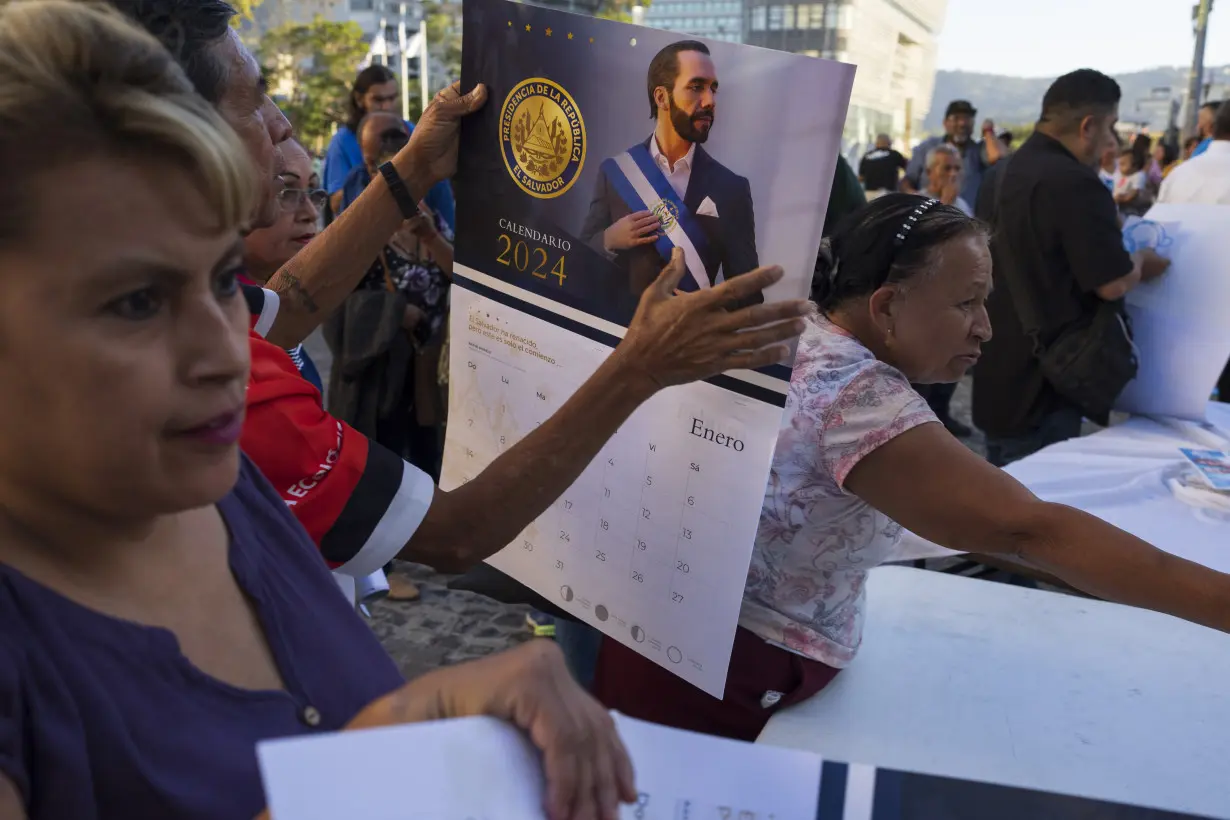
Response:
[936,0,1230,78]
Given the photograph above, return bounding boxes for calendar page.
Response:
[447,0,854,695]
[444,287,786,694]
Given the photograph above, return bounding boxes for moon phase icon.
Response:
[560,585,574,602]
[594,604,609,621]
[631,625,645,643]
[667,646,683,663]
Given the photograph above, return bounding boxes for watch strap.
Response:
[378,161,418,220]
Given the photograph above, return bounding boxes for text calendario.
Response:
[440,286,785,695]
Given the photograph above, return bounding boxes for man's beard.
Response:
[668,94,714,144]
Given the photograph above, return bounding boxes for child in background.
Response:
[1098,143,1117,192]
[1113,148,1152,216]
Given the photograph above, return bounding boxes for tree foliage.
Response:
[258,17,368,148]
[229,0,262,28]
[595,0,649,23]
[420,0,462,114]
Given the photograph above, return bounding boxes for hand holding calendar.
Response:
[345,640,634,820]
[614,249,808,392]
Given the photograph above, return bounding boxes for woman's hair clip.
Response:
[818,237,840,282]
[893,198,940,247]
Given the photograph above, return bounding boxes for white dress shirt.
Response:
[650,136,696,199]
[1158,141,1230,205]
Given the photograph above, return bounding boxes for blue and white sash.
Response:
[601,143,712,291]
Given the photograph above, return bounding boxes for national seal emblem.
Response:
[650,199,679,233]
[500,77,586,199]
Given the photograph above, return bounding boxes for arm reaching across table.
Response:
[845,422,1230,634]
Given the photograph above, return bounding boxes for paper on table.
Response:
[1179,447,1230,491]
[1114,205,1230,421]
[256,713,823,820]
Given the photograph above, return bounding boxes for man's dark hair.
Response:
[1201,100,1222,114]
[346,64,397,132]
[1214,100,1230,140]
[105,0,236,103]
[1038,68,1120,134]
[810,193,986,311]
[646,40,710,119]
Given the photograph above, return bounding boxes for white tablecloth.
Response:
[757,566,1230,818]
[895,402,1230,573]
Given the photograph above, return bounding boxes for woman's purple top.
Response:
[0,455,405,819]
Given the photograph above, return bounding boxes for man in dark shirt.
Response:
[858,134,907,195]
[973,70,1169,466]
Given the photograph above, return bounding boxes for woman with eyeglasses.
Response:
[593,194,1230,742]
[0,3,640,819]
[242,139,326,392]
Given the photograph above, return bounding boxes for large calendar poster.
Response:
[444,0,854,695]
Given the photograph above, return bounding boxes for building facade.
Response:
[642,0,947,154]
[643,0,743,42]
[746,0,946,154]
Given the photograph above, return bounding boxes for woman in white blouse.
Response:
[593,194,1230,741]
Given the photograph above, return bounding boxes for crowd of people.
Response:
[859,82,1230,443]
[1,0,1229,818]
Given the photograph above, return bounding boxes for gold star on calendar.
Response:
[525,24,531,31]
[567,32,574,39]
[589,36,594,42]
[546,27,553,35]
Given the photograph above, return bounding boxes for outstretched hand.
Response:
[614,248,809,391]
[395,82,488,197]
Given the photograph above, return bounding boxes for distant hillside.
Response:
[926,66,1230,131]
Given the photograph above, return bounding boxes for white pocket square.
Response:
[696,196,719,218]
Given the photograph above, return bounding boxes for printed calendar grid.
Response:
[442,287,784,695]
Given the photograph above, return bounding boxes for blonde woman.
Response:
[0,4,635,819]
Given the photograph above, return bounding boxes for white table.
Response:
[757,566,1230,818]
[895,402,1230,573]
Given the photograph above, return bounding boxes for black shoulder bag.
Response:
[989,159,1138,426]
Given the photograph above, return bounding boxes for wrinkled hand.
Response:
[939,179,960,206]
[395,82,488,197]
[1134,247,1171,281]
[347,641,635,820]
[603,211,661,252]
[614,248,809,391]
[407,209,437,237]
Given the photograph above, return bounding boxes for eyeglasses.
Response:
[277,187,327,211]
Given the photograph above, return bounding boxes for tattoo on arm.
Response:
[269,272,320,315]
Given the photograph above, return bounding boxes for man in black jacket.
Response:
[973,69,1168,466]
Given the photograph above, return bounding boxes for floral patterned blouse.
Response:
[358,212,453,346]
[739,312,939,668]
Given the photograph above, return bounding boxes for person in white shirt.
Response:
[924,143,973,216]
[1158,100,1230,205]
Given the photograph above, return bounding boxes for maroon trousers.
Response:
[592,627,841,742]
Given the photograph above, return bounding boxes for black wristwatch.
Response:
[378,161,419,219]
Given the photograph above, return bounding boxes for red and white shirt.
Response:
[242,286,435,597]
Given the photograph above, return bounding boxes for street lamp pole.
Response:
[1182,0,1214,139]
